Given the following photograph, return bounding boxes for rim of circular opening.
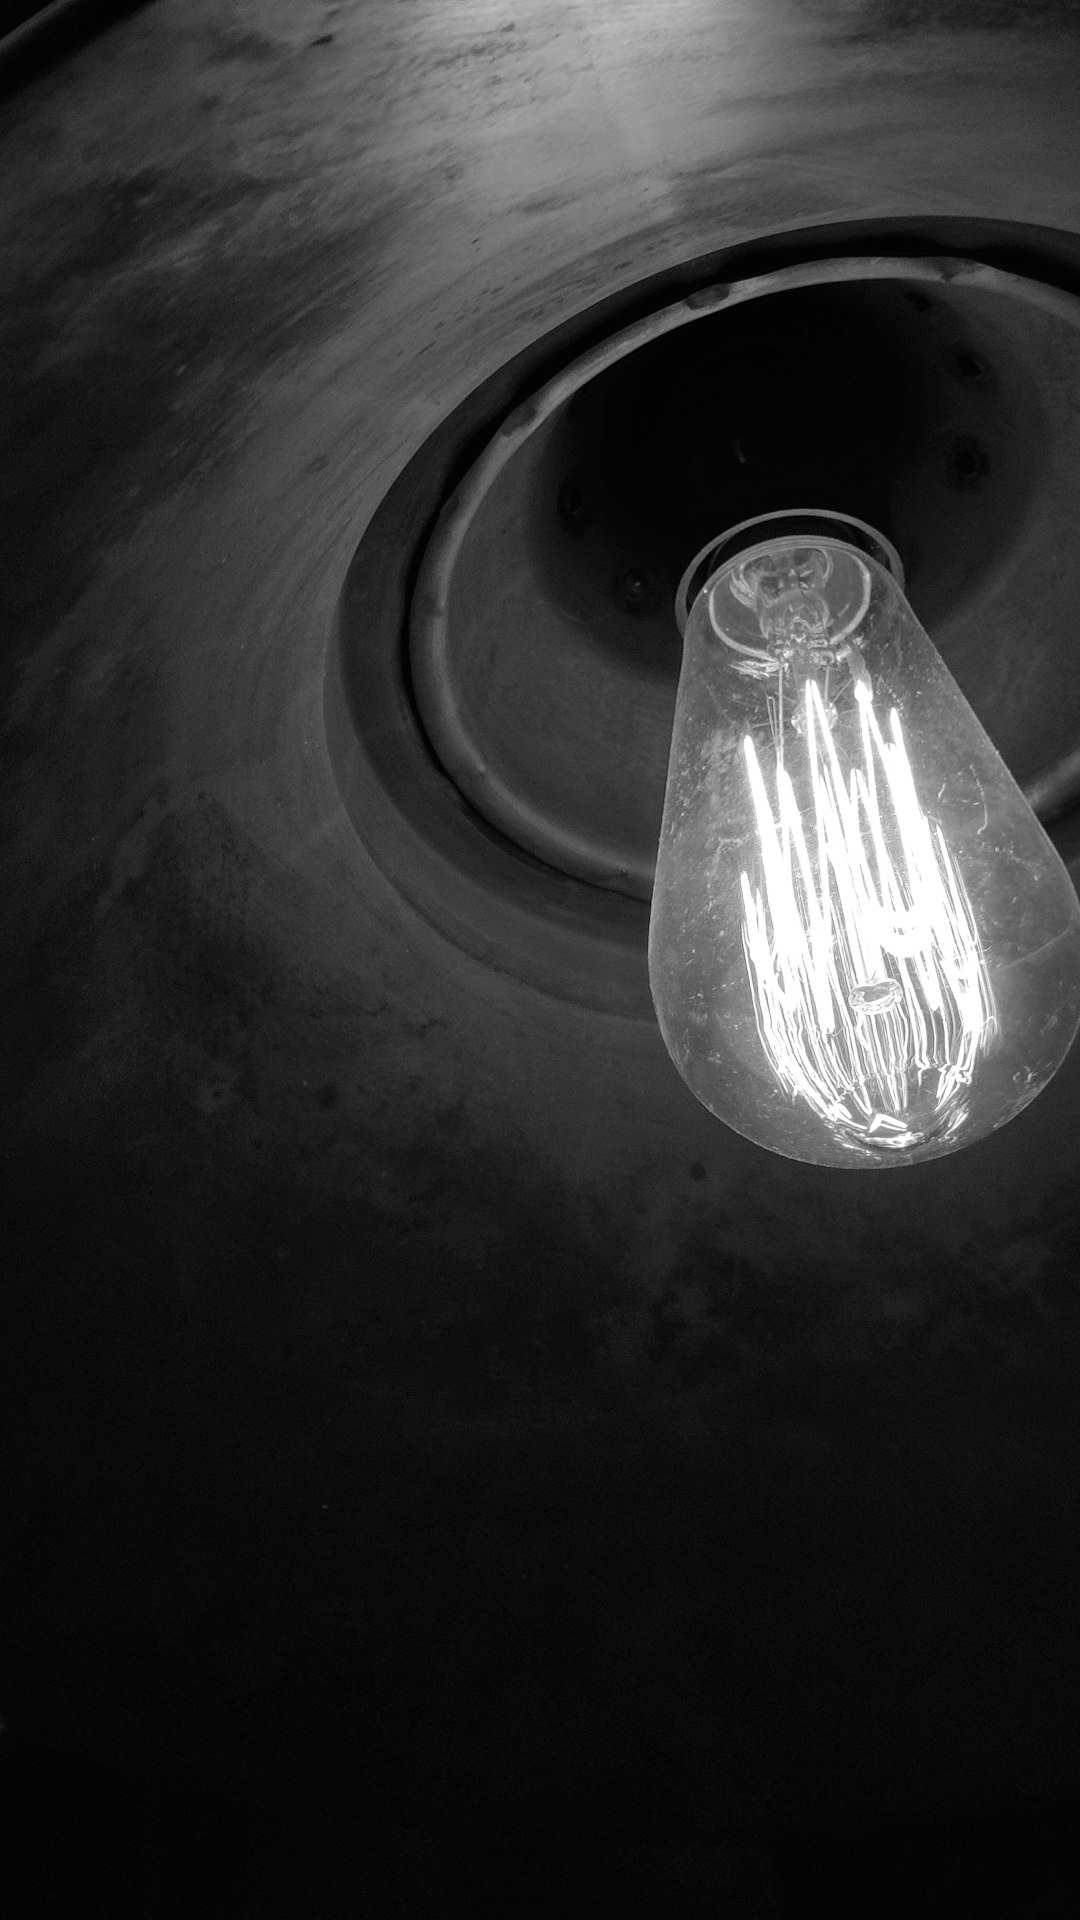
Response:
[410,255,1080,889]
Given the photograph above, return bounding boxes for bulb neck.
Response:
[675,509,905,638]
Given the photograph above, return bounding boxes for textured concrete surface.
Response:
[4,0,1080,1897]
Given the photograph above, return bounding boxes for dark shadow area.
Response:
[527,277,1037,678]
[3,1732,1080,1917]
[0,0,154,101]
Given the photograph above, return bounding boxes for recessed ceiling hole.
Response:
[615,567,662,615]
[948,436,990,486]
[955,347,992,386]
[557,476,593,535]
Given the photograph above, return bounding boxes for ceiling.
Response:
[4,1,1080,1908]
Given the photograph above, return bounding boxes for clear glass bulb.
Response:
[649,531,1080,1167]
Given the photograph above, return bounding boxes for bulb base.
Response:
[675,509,906,638]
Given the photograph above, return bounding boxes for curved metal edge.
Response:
[0,0,148,98]
[410,256,1080,885]
[326,468,656,1022]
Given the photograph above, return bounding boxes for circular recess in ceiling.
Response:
[327,233,1080,1013]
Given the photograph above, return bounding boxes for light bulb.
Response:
[649,521,1080,1167]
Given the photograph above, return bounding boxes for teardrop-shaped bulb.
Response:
[649,528,1080,1167]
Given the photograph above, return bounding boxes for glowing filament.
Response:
[739,677,996,1150]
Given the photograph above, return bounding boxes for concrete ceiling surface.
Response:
[4,0,1080,1864]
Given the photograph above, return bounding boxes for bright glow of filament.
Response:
[739,677,997,1150]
